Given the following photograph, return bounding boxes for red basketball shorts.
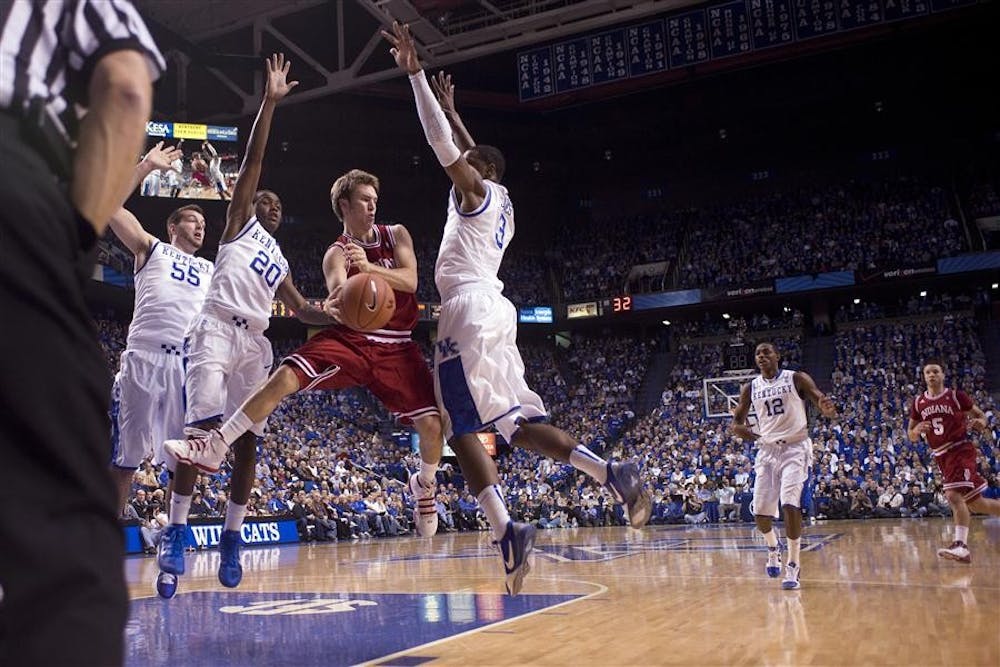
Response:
[282,330,438,424]
[935,442,986,501]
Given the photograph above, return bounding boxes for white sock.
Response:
[762,529,779,549]
[218,409,254,447]
[169,493,192,525]
[569,446,608,484]
[788,537,801,564]
[224,501,248,532]
[477,485,511,541]
[955,525,969,544]
[419,460,438,488]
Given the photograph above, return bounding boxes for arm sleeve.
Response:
[408,70,461,168]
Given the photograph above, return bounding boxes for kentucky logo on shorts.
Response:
[436,337,459,360]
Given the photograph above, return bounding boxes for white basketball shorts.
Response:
[110,347,185,469]
[751,438,812,517]
[434,289,546,443]
[183,312,273,436]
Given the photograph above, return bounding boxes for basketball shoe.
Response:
[157,524,187,575]
[218,529,244,588]
[155,571,178,599]
[408,472,438,537]
[496,521,536,596]
[766,548,782,578]
[605,461,652,528]
[782,562,801,590]
[937,540,972,564]
[164,430,228,473]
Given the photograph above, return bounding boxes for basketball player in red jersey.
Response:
[907,360,1000,563]
[170,168,445,537]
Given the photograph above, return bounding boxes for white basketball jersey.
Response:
[750,369,808,444]
[435,180,512,300]
[127,242,214,349]
[201,217,289,331]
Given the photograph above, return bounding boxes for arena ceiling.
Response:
[135,0,698,119]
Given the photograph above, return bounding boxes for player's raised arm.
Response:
[730,383,759,442]
[275,276,336,326]
[130,140,183,194]
[793,371,837,418]
[382,21,487,213]
[224,53,299,241]
[430,71,476,152]
[202,140,218,159]
[107,206,157,262]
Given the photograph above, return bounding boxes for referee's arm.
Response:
[71,48,152,235]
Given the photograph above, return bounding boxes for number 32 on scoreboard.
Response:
[612,295,632,313]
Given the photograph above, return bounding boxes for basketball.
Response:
[339,273,395,331]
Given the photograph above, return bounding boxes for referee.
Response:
[0,2,163,665]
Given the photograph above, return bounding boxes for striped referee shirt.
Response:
[0,0,165,135]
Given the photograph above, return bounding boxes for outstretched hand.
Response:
[265,53,299,101]
[381,21,421,75]
[141,141,182,171]
[431,71,455,114]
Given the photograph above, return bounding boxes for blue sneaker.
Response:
[606,461,652,529]
[155,571,178,599]
[496,522,536,596]
[218,529,243,588]
[766,548,782,578]
[157,524,187,575]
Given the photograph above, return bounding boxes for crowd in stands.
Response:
[676,176,964,289]
[967,180,999,220]
[119,167,994,314]
[675,309,804,339]
[554,212,685,302]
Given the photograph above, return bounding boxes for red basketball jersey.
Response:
[909,388,974,454]
[331,224,417,338]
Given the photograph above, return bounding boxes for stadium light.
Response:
[722,313,731,320]
[919,291,927,297]
[853,298,861,304]
[662,320,671,326]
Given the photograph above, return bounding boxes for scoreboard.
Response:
[518,0,977,100]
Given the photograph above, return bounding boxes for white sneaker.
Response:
[937,541,972,564]
[782,562,801,590]
[408,473,438,537]
[765,548,782,578]
[164,430,227,473]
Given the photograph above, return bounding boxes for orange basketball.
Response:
[339,273,395,331]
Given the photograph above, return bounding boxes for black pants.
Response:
[0,118,126,666]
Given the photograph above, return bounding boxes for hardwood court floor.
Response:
[125,517,1000,666]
